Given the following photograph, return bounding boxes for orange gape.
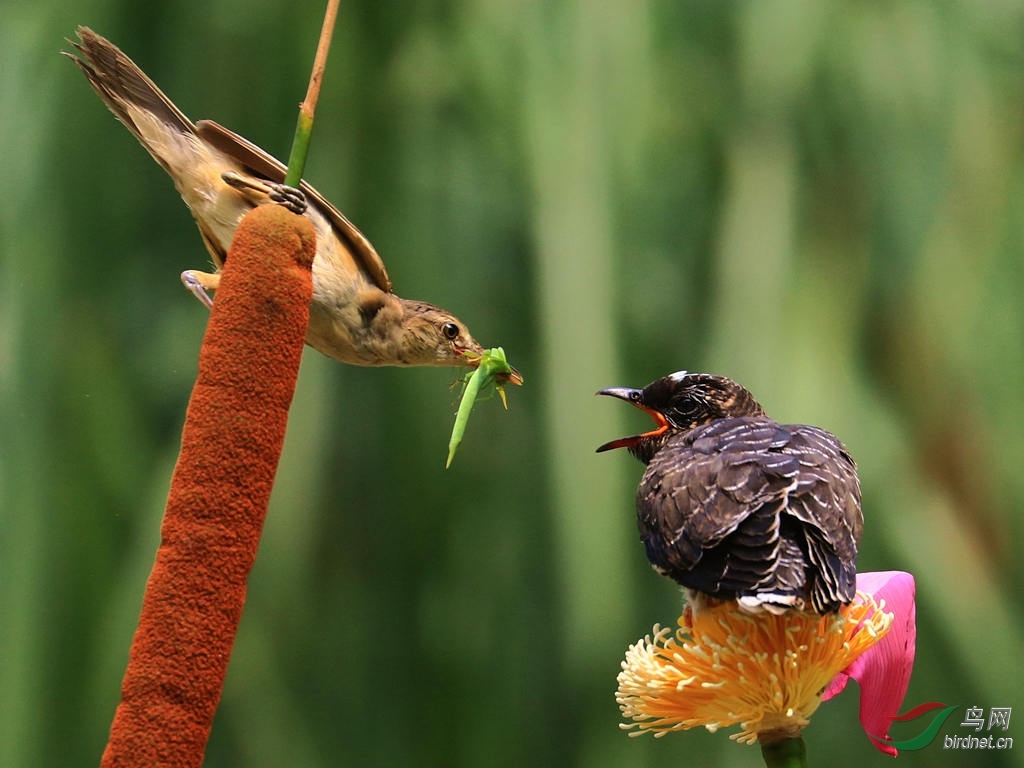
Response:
[101,204,315,768]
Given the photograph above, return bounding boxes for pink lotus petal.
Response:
[822,571,916,756]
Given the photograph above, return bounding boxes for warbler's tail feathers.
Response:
[66,27,197,172]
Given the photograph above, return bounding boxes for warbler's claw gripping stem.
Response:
[221,171,307,215]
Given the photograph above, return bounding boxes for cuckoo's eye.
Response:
[441,322,460,340]
[666,393,715,428]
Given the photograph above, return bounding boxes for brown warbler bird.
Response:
[597,372,862,614]
[66,27,496,370]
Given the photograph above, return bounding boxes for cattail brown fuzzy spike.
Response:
[100,205,314,768]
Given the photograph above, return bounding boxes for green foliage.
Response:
[2,1,1022,766]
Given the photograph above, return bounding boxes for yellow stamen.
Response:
[616,591,892,744]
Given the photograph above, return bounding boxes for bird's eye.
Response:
[629,391,642,402]
[441,322,460,340]
[676,395,707,420]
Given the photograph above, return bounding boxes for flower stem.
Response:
[760,736,808,768]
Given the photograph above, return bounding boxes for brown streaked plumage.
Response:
[65,27,490,370]
[597,371,862,614]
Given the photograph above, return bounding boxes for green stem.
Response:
[283,0,340,187]
[760,736,807,768]
[283,111,314,188]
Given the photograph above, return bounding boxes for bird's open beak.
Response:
[457,341,487,362]
[595,387,669,452]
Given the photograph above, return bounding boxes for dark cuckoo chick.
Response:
[597,371,862,614]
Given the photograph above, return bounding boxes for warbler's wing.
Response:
[195,119,392,292]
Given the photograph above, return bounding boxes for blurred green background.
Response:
[2,1,1022,766]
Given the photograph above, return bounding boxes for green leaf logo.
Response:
[872,702,959,752]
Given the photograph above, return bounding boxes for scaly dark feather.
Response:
[638,416,861,613]
[597,372,863,614]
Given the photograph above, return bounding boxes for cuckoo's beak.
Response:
[595,387,669,452]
